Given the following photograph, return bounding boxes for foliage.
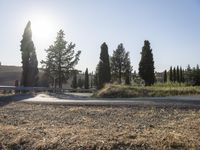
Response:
[95,83,200,98]
[84,68,89,89]
[41,30,81,88]
[110,43,132,84]
[164,70,167,83]
[139,40,155,86]
[71,72,77,89]
[97,42,111,89]
[20,21,39,87]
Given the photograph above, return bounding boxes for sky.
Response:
[0,0,200,73]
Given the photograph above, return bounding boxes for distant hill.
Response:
[0,65,22,86]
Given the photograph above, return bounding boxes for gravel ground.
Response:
[0,102,200,149]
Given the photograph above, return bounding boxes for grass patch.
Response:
[95,84,200,98]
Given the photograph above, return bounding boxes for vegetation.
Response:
[71,72,77,89]
[84,68,89,89]
[95,84,200,98]
[139,40,155,86]
[41,30,81,88]
[110,43,132,84]
[96,42,111,89]
[20,21,39,87]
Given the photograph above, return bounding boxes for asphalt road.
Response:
[16,93,200,107]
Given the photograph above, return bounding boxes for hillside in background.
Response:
[0,65,22,86]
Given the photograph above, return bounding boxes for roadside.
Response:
[0,102,200,149]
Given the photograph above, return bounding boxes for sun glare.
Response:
[30,14,56,40]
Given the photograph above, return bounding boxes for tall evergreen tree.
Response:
[173,67,176,82]
[84,68,89,89]
[180,67,183,83]
[111,43,132,84]
[177,66,180,83]
[169,66,173,82]
[20,21,38,87]
[78,78,84,88]
[71,72,77,89]
[98,42,111,88]
[138,40,155,86]
[163,70,167,83]
[41,30,81,88]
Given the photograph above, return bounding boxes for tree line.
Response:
[163,65,200,86]
[94,40,155,89]
[19,21,199,89]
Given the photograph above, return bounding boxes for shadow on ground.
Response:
[0,94,35,107]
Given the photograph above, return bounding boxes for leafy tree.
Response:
[20,21,38,86]
[169,66,173,82]
[163,70,167,83]
[84,68,89,89]
[41,30,81,88]
[111,43,132,84]
[98,42,111,88]
[138,40,155,86]
[71,72,77,89]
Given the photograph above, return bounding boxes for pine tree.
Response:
[111,43,132,84]
[20,21,38,87]
[98,42,111,88]
[41,30,81,88]
[164,70,167,83]
[84,68,89,89]
[138,40,155,86]
[169,66,173,82]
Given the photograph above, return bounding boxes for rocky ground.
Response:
[0,101,200,149]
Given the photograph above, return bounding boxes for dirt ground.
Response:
[0,102,200,150]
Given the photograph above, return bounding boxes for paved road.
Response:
[17,93,200,107]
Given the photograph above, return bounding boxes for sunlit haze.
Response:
[0,0,200,72]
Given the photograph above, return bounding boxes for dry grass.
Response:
[95,84,200,98]
[0,102,200,149]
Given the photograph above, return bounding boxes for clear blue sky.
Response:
[0,0,200,72]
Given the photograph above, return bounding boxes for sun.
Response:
[30,14,56,40]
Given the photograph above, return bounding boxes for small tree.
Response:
[84,68,89,89]
[20,21,38,87]
[163,70,167,83]
[138,40,155,86]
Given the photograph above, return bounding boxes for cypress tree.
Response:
[78,78,83,88]
[169,66,173,82]
[138,40,155,86]
[180,67,183,83]
[177,66,180,83]
[173,67,176,82]
[98,42,111,88]
[163,70,167,83]
[71,72,77,89]
[20,21,38,87]
[84,68,89,89]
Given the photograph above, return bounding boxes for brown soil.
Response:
[0,102,200,149]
